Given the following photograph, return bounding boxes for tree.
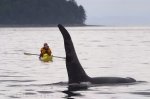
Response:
[0,0,86,26]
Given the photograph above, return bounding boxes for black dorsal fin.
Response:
[58,24,89,84]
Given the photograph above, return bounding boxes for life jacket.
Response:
[40,47,52,57]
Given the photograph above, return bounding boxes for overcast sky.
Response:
[75,0,150,26]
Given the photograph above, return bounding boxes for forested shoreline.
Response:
[0,0,86,26]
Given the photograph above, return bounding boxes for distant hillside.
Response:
[0,0,86,26]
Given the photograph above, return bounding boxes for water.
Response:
[0,26,150,99]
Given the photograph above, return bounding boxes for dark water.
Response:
[0,27,150,99]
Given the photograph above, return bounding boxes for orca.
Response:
[58,24,136,84]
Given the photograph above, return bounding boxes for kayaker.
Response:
[40,43,52,58]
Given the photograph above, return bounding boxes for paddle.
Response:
[24,52,65,59]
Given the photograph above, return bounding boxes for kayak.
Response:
[40,54,53,62]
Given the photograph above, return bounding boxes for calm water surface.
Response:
[0,26,150,99]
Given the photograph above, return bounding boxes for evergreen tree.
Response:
[0,0,86,26]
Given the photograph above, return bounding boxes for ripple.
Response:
[49,82,68,86]
[141,41,150,43]
[24,92,37,95]
[0,75,27,78]
[96,92,114,94]
[0,93,5,95]
[8,95,20,98]
[129,44,137,46]
[7,83,65,87]
[97,45,107,47]
[37,91,53,94]
[25,89,35,91]
[82,58,88,60]
[130,92,150,97]
[141,63,150,65]
[98,67,111,68]
[0,90,7,91]
[2,52,19,55]
[0,80,36,83]
[91,40,101,42]
[124,40,133,41]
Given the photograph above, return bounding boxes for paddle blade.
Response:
[24,52,39,56]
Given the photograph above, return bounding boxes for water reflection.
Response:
[62,82,92,99]
[130,92,150,97]
[62,90,83,99]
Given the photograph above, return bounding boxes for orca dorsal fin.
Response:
[58,24,89,83]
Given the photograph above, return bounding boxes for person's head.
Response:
[44,43,48,46]
[43,43,49,49]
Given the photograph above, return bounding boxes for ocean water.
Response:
[0,26,150,99]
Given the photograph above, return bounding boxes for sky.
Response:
[75,0,150,26]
